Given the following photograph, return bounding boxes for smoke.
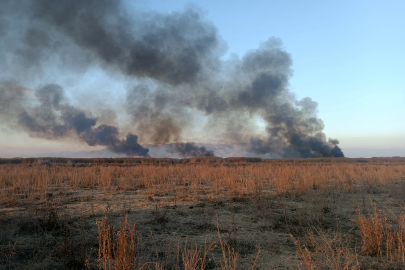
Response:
[0,82,149,157]
[0,0,344,158]
[30,0,224,85]
[167,142,215,157]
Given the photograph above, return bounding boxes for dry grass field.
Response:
[1,157,405,269]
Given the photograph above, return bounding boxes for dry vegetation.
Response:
[1,157,405,269]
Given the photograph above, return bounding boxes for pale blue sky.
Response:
[1,0,404,157]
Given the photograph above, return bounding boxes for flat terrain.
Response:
[1,157,405,269]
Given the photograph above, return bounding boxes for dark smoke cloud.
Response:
[0,0,343,158]
[215,40,343,158]
[0,82,149,157]
[30,0,224,85]
[167,142,215,157]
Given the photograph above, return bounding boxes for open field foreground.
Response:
[1,157,405,270]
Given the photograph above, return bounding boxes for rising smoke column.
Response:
[0,0,344,158]
[236,40,344,158]
[166,142,215,157]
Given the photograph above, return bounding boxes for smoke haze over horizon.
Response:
[0,0,346,158]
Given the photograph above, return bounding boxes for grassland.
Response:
[1,157,405,269]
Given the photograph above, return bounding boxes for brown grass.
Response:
[1,160,404,205]
[354,204,405,263]
[1,157,405,269]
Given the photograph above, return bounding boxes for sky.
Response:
[0,0,404,158]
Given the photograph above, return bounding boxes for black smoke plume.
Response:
[167,142,215,157]
[31,0,223,85]
[0,0,344,158]
[0,83,149,157]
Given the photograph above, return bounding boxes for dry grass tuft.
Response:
[290,229,360,270]
[354,204,405,263]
